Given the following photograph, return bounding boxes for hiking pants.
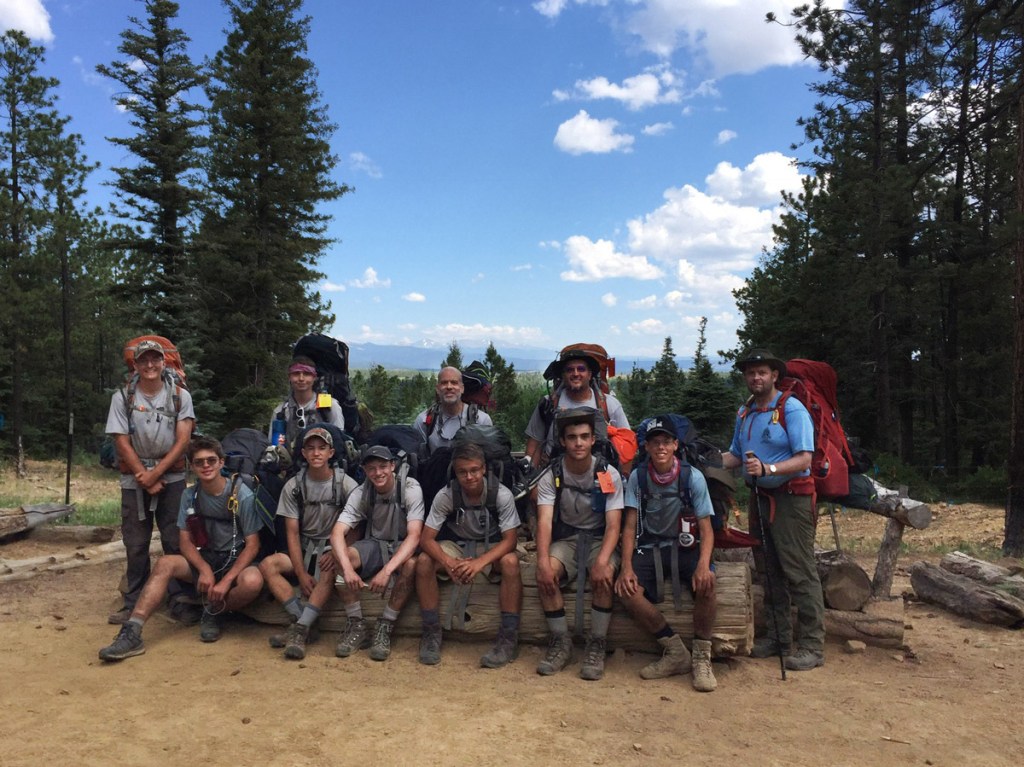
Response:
[119,479,185,609]
[750,491,825,652]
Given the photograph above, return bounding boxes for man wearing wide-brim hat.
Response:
[721,348,825,672]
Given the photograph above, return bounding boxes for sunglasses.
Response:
[564,364,589,374]
[295,406,307,429]
[192,456,220,467]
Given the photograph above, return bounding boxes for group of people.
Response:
[98,340,827,689]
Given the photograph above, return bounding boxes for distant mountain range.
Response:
[346,341,697,374]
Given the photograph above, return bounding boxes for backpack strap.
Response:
[424,403,441,437]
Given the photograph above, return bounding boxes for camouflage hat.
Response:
[302,427,333,447]
[134,339,165,359]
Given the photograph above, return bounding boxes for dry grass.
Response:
[0,459,121,525]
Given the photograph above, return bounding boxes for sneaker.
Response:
[107,606,132,625]
[99,622,145,662]
[480,628,519,669]
[536,633,573,676]
[335,617,370,658]
[284,622,310,660]
[751,637,791,658]
[368,618,395,661]
[199,609,223,643]
[418,624,443,666]
[784,648,825,671]
[579,635,607,681]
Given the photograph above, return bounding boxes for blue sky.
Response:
[4,0,836,365]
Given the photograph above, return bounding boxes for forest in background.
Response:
[0,2,1021,539]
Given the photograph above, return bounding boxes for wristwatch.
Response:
[769,464,777,475]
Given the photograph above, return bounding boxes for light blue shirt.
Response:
[729,392,813,489]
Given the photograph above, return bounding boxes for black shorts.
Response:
[631,545,715,603]
[188,549,238,584]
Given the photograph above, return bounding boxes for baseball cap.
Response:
[302,427,333,447]
[134,340,165,358]
[644,416,678,440]
[360,445,394,464]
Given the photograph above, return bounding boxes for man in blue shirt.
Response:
[722,349,825,671]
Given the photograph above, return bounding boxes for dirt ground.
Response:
[1,503,1022,767]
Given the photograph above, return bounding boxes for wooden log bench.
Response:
[243,559,754,656]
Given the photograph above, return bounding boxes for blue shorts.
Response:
[631,545,715,603]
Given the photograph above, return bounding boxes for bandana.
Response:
[648,456,681,486]
[289,363,317,376]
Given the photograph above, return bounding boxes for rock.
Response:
[842,640,866,654]
[632,744,643,753]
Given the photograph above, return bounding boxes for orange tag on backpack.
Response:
[596,471,615,494]
[316,392,332,409]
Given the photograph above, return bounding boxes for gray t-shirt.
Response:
[177,479,261,553]
[105,383,196,490]
[337,477,425,542]
[425,481,519,542]
[413,404,493,454]
[525,388,629,459]
[268,395,345,449]
[277,468,360,543]
[536,455,624,532]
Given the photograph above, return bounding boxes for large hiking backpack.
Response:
[292,333,363,440]
[220,428,286,556]
[101,335,192,472]
[741,359,855,500]
[634,414,756,549]
[461,360,493,408]
[289,422,358,478]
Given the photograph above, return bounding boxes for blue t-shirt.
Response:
[624,463,714,519]
[728,392,813,489]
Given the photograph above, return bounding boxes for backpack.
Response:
[291,333,363,440]
[461,360,493,408]
[220,428,286,556]
[739,359,855,499]
[549,453,614,542]
[634,414,755,550]
[423,402,480,439]
[102,335,191,472]
[360,426,425,518]
[289,422,358,477]
[418,423,521,514]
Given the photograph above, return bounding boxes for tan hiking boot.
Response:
[691,639,717,692]
[640,633,692,679]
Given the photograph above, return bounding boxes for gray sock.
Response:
[421,608,440,627]
[284,596,303,619]
[344,602,363,619]
[590,605,612,638]
[545,612,568,636]
[381,606,400,622]
[297,604,320,628]
[127,616,144,633]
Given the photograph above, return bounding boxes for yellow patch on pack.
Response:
[316,392,332,409]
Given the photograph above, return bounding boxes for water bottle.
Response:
[185,506,208,548]
[271,418,287,448]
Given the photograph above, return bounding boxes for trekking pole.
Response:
[747,451,786,682]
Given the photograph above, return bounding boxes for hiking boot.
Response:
[418,624,443,666]
[168,601,203,626]
[284,622,310,660]
[480,628,519,669]
[107,606,132,625]
[751,637,791,658]
[368,618,395,661]
[784,648,825,671]
[98,622,145,662]
[691,639,718,692]
[199,609,223,643]
[579,635,608,681]
[269,618,297,649]
[537,633,573,676]
[640,633,692,679]
[335,618,370,658]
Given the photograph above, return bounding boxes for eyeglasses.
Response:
[564,364,589,374]
[192,456,220,467]
[136,357,163,367]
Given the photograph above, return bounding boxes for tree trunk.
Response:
[1006,66,1024,557]
[939,551,1024,600]
[909,561,1024,628]
[871,518,906,598]
[816,550,872,611]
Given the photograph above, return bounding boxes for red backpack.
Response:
[741,359,854,499]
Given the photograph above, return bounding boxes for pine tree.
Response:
[196,0,349,425]
[484,342,520,434]
[441,341,464,370]
[650,337,685,415]
[96,0,206,341]
[680,318,738,445]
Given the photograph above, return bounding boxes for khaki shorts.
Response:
[549,533,620,586]
[437,539,504,583]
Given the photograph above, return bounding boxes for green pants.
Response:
[750,491,825,652]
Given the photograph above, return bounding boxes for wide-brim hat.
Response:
[736,348,787,378]
[543,348,600,381]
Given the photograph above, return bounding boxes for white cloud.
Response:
[422,323,545,344]
[322,280,347,292]
[349,267,391,289]
[471,273,485,283]
[128,58,146,73]
[554,110,634,155]
[628,294,659,309]
[511,263,534,271]
[0,0,52,43]
[643,121,674,136]
[402,292,426,302]
[533,0,609,19]
[716,129,737,145]
[538,240,561,250]
[627,318,668,335]
[349,151,382,179]
[560,235,663,282]
[556,68,681,111]
[397,323,418,331]
[704,151,801,207]
[356,324,388,342]
[601,292,618,307]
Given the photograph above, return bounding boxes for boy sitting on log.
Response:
[615,416,718,692]
[259,427,358,660]
[415,441,523,667]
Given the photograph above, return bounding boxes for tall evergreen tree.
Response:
[197,0,349,425]
[96,0,206,341]
[680,318,738,444]
[650,336,685,415]
[483,341,520,434]
[441,341,464,370]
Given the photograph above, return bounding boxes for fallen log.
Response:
[29,524,116,545]
[0,503,76,541]
[866,498,932,530]
[909,561,1024,628]
[939,551,1024,600]
[816,550,872,611]
[0,539,160,583]
[824,599,905,648]
[243,559,754,657]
